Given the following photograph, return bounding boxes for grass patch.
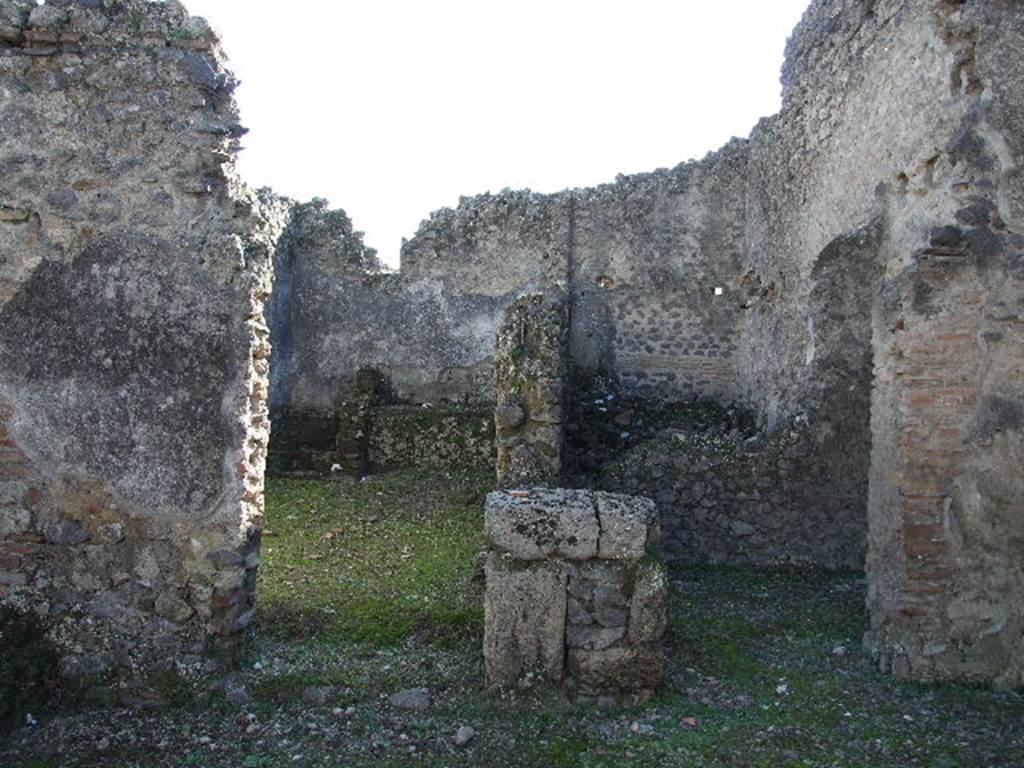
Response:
[5,472,1024,768]
[259,469,491,648]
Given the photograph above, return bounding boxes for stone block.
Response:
[595,492,657,559]
[484,487,665,700]
[628,560,668,645]
[567,645,664,692]
[0,507,32,539]
[485,489,598,560]
[495,403,525,430]
[484,553,567,686]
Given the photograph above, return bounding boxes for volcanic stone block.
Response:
[567,645,664,693]
[595,492,658,559]
[484,489,598,561]
[484,554,568,686]
[628,560,668,645]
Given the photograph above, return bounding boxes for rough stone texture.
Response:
[568,141,748,400]
[483,554,567,687]
[485,489,600,561]
[734,0,1023,686]
[260,0,1022,686]
[334,368,393,477]
[271,194,555,415]
[0,1,282,675]
[263,198,513,474]
[264,199,385,468]
[567,645,664,696]
[494,295,569,488]
[0,0,1019,689]
[267,391,494,478]
[270,156,746,414]
[595,491,661,560]
[265,407,340,476]
[597,417,866,569]
[484,488,664,700]
[367,404,495,474]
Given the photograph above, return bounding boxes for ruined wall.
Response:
[863,0,1024,687]
[598,423,866,570]
[570,140,748,400]
[268,192,570,421]
[266,198,385,415]
[0,0,1016,689]
[265,195,556,472]
[265,200,383,474]
[266,163,749,478]
[0,1,280,675]
[730,0,1024,684]
[367,405,494,474]
[400,155,749,404]
[269,152,749,426]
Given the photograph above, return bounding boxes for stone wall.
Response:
[265,199,383,416]
[267,147,749,424]
[569,140,748,400]
[265,152,750,487]
[2,0,1020,689]
[732,0,1024,685]
[597,422,865,570]
[267,362,494,477]
[368,405,494,474]
[861,1,1024,688]
[269,193,564,419]
[0,0,280,675]
[264,197,530,473]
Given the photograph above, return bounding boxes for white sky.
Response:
[185,0,810,266]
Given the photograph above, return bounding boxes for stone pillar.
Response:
[867,225,1024,688]
[0,2,283,675]
[494,294,568,488]
[484,488,665,703]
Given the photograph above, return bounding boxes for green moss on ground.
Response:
[4,471,1023,768]
[259,469,492,648]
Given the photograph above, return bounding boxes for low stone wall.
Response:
[597,425,865,570]
[268,404,496,476]
[368,405,494,473]
[484,488,665,703]
[266,408,340,475]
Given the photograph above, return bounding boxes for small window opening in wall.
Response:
[714,286,724,296]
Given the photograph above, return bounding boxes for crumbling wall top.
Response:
[1,0,226,55]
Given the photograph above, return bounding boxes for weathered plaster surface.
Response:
[0,0,281,674]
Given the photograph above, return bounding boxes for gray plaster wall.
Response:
[269,148,749,421]
[269,193,565,415]
[570,139,748,401]
[0,0,282,674]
